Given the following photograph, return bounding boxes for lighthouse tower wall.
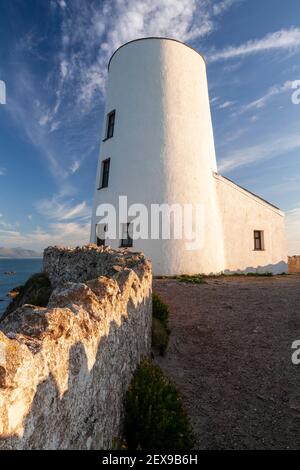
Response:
[90,38,225,275]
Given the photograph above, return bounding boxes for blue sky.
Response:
[0,0,299,253]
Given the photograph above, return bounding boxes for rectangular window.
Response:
[254,230,264,251]
[97,237,105,247]
[120,222,133,248]
[105,110,115,140]
[100,158,110,188]
[96,223,107,247]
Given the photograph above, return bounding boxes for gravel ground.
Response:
[153,275,300,450]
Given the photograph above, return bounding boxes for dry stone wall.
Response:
[0,245,152,449]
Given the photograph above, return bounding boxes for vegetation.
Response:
[174,274,206,284]
[152,293,169,329]
[17,273,52,306]
[152,293,170,355]
[124,358,194,450]
[155,271,276,281]
[155,274,206,283]
[19,273,52,307]
[244,272,273,277]
[3,273,52,321]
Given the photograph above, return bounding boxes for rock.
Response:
[8,287,21,298]
[0,245,152,450]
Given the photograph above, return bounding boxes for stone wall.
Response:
[0,245,152,449]
[288,256,300,274]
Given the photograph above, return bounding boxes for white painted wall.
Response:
[91,38,225,275]
[215,174,288,274]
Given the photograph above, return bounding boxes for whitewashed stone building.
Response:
[90,38,287,275]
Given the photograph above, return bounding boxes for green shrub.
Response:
[175,274,206,284]
[19,273,52,306]
[3,273,52,320]
[152,294,170,355]
[245,272,273,277]
[124,358,194,450]
[152,293,169,330]
[152,317,169,356]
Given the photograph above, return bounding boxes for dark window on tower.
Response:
[100,158,110,188]
[254,230,264,251]
[105,110,115,140]
[120,222,133,248]
[97,236,105,247]
[96,224,107,247]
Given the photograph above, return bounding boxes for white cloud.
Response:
[213,0,239,16]
[56,0,239,106]
[58,0,66,9]
[0,195,91,251]
[0,218,15,230]
[8,0,239,187]
[36,195,90,222]
[218,100,235,109]
[60,60,68,78]
[241,81,295,112]
[209,27,300,62]
[39,113,51,127]
[0,229,21,237]
[210,96,220,105]
[0,221,90,251]
[219,131,300,172]
[69,160,81,174]
[0,168,6,176]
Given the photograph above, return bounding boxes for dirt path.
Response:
[153,275,300,449]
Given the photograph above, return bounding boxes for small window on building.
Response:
[105,110,115,140]
[254,230,264,251]
[97,236,105,247]
[96,224,107,247]
[120,222,133,248]
[99,158,110,188]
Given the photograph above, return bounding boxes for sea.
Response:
[0,258,43,317]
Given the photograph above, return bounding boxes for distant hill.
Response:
[0,247,42,258]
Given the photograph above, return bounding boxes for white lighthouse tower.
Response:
[91,37,288,275]
[90,37,225,275]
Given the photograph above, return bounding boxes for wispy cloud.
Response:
[240,80,295,112]
[35,195,90,222]
[0,229,21,237]
[58,0,67,9]
[69,160,81,174]
[0,221,90,251]
[219,130,300,172]
[6,0,241,190]
[219,100,235,109]
[213,0,240,16]
[209,27,300,62]
[56,0,240,106]
[0,194,91,250]
[0,167,6,176]
[0,217,16,230]
[210,96,220,105]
